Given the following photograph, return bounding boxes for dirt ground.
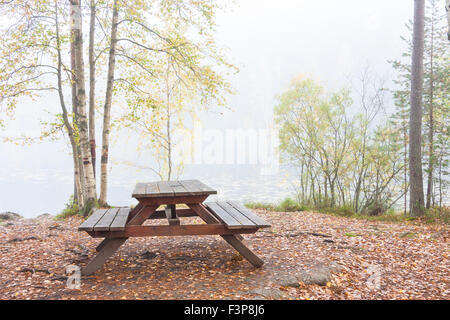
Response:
[0,210,448,300]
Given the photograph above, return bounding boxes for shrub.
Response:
[56,195,80,219]
[277,197,308,212]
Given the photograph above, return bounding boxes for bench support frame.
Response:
[81,202,266,275]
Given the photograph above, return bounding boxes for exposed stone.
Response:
[275,262,343,287]
[400,232,416,238]
[250,288,287,299]
[277,274,300,287]
[8,236,40,243]
[140,251,157,260]
[431,230,447,239]
[36,213,53,220]
[0,212,22,221]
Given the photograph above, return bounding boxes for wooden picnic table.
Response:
[79,179,270,275]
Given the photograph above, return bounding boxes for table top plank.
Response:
[145,182,160,196]
[94,208,120,231]
[179,180,217,195]
[132,180,216,198]
[78,208,108,231]
[156,181,175,197]
[132,183,147,197]
[168,181,191,196]
[109,207,131,231]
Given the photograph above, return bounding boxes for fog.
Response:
[0,0,415,217]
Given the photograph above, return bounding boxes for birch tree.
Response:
[70,0,97,213]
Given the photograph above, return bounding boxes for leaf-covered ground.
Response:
[0,210,448,300]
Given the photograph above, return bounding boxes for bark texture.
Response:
[409,0,425,217]
[88,0,97,178]
[99,0,119,206]
[71,0,97,214]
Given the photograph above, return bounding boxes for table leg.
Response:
[82,204,158,275]
[188,203,264,267]
[95,238,109,252]
[82,238,127,275]
[222,235,263,267]
[165,204,180,225]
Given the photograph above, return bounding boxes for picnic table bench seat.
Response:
[205,201,271,229]
[78,207,131,232]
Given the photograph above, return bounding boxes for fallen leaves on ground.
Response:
[0,210,448,300]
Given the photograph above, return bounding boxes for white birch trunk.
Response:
[71,0,97,213]
[99,0,119,206]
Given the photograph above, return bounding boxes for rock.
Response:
[337,245,367,254]
[0,212,22,221]
[277,274,300,287]
[298,270,329,286]
[250,288,287,299]
[431,231,446,239]
[297,262,342,286]
[19,267,50,274]
[275,262,343,287]
[36,213,53,220]
[400,232,416,238]
[48,223,64,231]
[8,236,40,243]
[140,251,157,260]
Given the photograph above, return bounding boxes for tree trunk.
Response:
[425,19,434,210]
[56,1,83,208]
[446,0,450,41]
[404,127,408,216]
[71,0,97,214]
[71,35,85,206]
[408,0,425,217]
[99,0,119,206]
[88,0,97,178]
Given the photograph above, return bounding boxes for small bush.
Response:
[245,198,308,212]
[56,195,80,219]
[319,205,355,217]
[277,198,308,212]
[244,202,276,211]
[422,206,450,224]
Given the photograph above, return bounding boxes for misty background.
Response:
[0,0,415,218]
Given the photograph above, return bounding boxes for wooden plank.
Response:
[132,183,147,197]
[150,208,196,219]
[95,238,109,252]
[169,181,191,196]
[179,179,217,195]
[138,195,208,206]
[78,209,108,232]
[222,235,264,267]
[157,181,175,196]
[109,207,131,231]
[227,201,271,228]
[132,180,216,198]
[145,182,160,196]
[89,224,259,238]
[216,202,256,227]
[205,202,242,229]
[94,208,120,231]
[164,204,180,226]
[127,205,159,225]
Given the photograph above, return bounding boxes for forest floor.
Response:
[0,209,448,300]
